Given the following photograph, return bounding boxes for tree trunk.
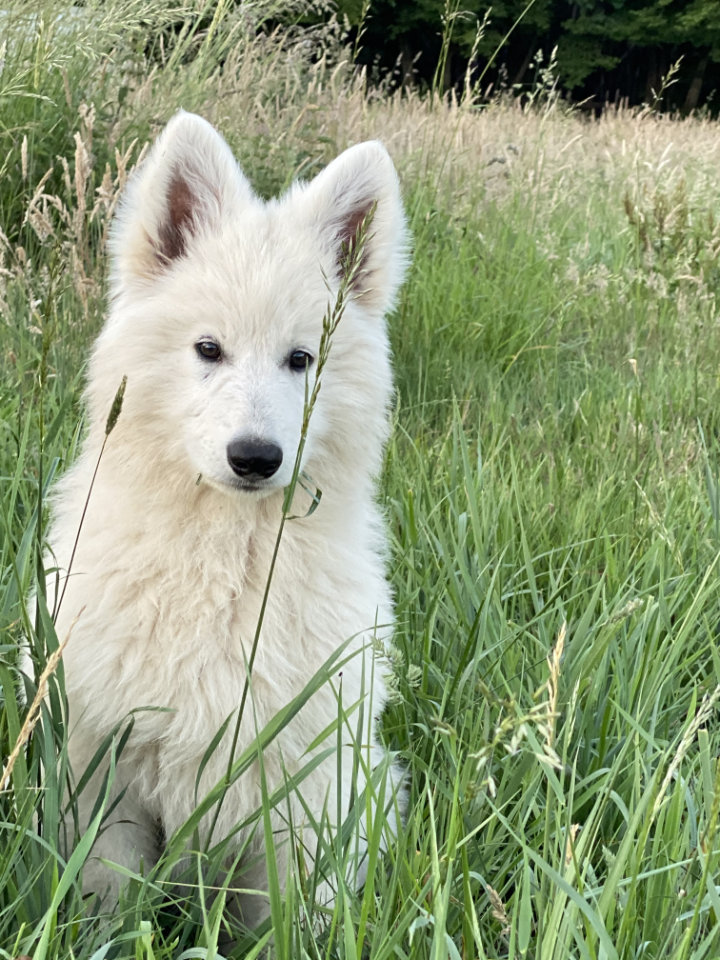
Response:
[644,48,659,102]
[400,42,415,86]
[684,57,707,111]
[512,44,537,87]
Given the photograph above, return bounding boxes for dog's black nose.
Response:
[227,438,283,481]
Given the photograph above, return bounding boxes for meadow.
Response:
[2,2,720,957]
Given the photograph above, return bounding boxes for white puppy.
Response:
[46,111,408,921]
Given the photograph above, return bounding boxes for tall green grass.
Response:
[3,1,720,957]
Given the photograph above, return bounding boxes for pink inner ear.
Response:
[157,173,196,263]
[336,200,375,281]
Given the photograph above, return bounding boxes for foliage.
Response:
[336,0,720,110]
[559,0,720,96]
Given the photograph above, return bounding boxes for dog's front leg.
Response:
[68,737,160,904]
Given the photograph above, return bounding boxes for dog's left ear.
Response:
[296,142,409,315]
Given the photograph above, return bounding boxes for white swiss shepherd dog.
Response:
[46,111,408,922]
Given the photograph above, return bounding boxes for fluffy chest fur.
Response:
[53,457,390,752]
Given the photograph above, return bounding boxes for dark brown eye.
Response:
[195,339,222,362]
[288,349,314,372]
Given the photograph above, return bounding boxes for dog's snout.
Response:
[227,437,283,481]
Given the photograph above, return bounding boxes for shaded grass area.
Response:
[3,2,720,957]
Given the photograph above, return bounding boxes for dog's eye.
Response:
[195,339,222,362]
[288,349,314,372]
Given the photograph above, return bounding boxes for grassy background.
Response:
[3,1,720,957]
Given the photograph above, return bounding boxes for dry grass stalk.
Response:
[545,620,566,752]
[564,823,580,868]
[652,684,720,818]
[487,883,511,935]
[12,104,143,319]
[20,134,28,183]
[0,610,83,793]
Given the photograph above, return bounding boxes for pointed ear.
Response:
[110,111,255,286]
[296,141,409,315]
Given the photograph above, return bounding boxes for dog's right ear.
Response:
[111,111,255,287]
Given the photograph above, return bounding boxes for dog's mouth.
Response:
[228,477,268,493]
[227,475,283,496]
[197,473,280,497]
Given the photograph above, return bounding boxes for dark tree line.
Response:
[335,0,720,111]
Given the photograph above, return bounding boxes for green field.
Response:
[3,3,720,957]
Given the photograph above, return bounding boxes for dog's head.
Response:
[88,112,408,499]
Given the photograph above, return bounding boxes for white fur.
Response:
[47,111,409,921]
